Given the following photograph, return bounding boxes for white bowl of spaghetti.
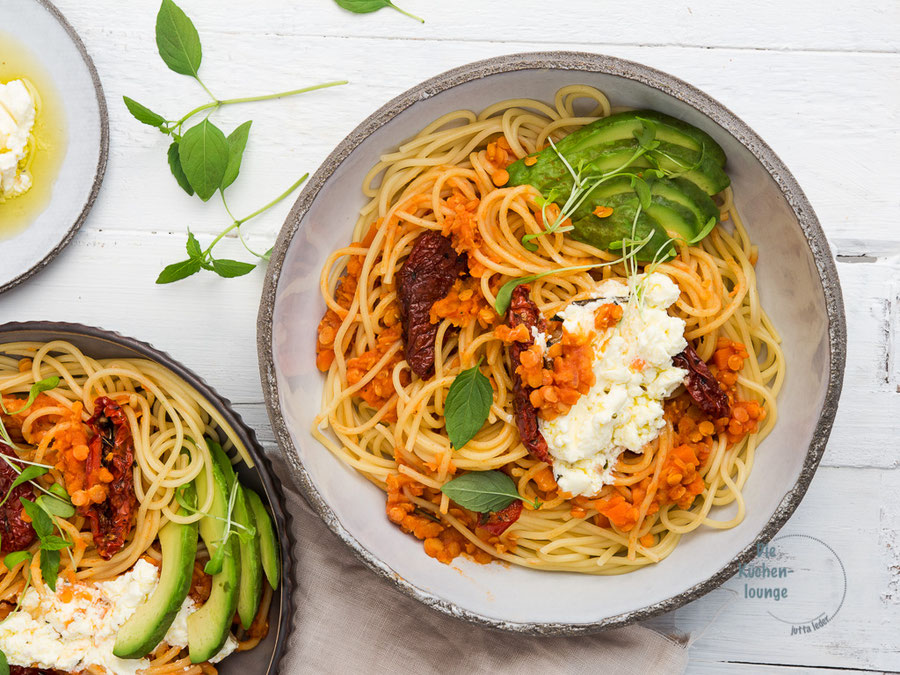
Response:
[259,53,845,633]
[0,322,291,672]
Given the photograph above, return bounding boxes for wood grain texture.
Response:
[2,2,899,673]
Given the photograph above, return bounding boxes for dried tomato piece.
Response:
[81,397,137,560]
[480,500,523,536]
[673,344,731,419]
[397,232,468,379]
[0,443,36,553]
[506,286,552,464]
[10,667,59,675]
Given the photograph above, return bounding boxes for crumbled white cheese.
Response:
[0,79,36,200]
[0,559,238,673]
[539,273,687,497]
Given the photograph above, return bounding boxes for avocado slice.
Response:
[208,440,263,630]
[187,458,240,664]
[245,488,280,591]
[571,194,673,261]
[651,177,720,228]
[113,484,199,660]
[555,110,727,167]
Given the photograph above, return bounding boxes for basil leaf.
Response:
[444,360,492,449]
[0,646,8,675]
[20,498,52,540]
[37,535,72,552]
[186,231,203,260]
[36,495,75,520]
[3,550,30,570]
[123,96,167,130]
[221,120,252,190]
[40,548,61,592]
[211,258,255,278]
[334,0,424,22]
[261,247,273,262]
[440,471,520,514]
[155,0,202,78]
[167,141,195,196]
[156,258,201,284]
[178,119,230,201]
[0,466,48,509]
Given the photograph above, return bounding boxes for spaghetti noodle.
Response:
[314,85,784,575]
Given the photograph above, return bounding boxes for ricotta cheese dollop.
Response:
[0,79,37,201]
[538,272,688,497]
[0,559,237,674]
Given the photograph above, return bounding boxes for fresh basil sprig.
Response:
[0,376,60,417]
[440,471,539,513]
[123,0,347,283]
[18,497,73,592]
[335,0,424,23]
[444,359,492,450]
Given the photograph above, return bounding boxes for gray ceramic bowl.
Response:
[258,52,846,634]
[0,321,293,672]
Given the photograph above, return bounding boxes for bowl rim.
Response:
[0,320,294,670]
[0,0,110,296]
[257,51,847,635]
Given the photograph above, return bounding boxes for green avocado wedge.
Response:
[245,488,279,591]
[208,440,263,630]
[505,109,730,257]
[113,484,198,660]
[187,457,240,664]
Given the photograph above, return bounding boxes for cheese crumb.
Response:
[0,79,37,200]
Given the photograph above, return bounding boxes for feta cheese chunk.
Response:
[0,79,37,200]
[539,273,688,496]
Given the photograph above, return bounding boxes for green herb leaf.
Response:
[444,359,492,449]
[0,466,48,509]
[36,495,75,520]
[0,646,8,675]
[519,234,540,252]
[687,216,718,245]
[48,483,69,501]
[211,258,255,278]
[36,534,72,552]
[1,377,60,417]
[156,258,202,284]
[155,0,203,78]
[440,471,520,513]
[123,96,167,130]
[20,498,52,540]
[204,543,225,576]
[221,121,252,191]
[632,177,652,210]
[178,119,230,201]
[186,231,202,259]
[167,141,195,196]
[334,0,424,22]
[3,551,30,570]
[40,548,61,592]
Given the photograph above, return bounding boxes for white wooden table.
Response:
[4,2,899,672]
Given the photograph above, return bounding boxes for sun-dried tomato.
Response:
[0,443,36,554]
[506,286,552,464]
[480,500,523,536]
[397,232,468,379]
[673,344,731,419]
[10,667,59,675]
[81,397,137,560]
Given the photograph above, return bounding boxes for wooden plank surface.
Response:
[2,2,899,672]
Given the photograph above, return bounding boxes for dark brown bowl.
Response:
[0,321,293,673]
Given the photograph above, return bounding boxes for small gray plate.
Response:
[0,0,108,294]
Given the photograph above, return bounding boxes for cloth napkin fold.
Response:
[274,456,688,675]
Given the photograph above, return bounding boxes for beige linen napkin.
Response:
[273,456,688,675]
